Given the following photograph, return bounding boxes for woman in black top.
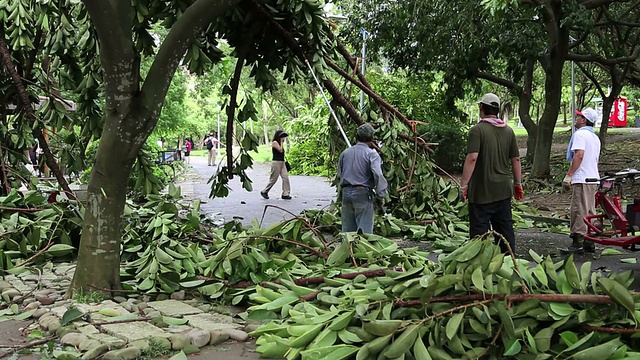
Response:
[260,130,291,199]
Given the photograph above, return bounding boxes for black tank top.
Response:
[272,146,285,161]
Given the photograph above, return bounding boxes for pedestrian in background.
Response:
[337,123,388,234]
[184,138,192,164]
[261,130,291,200]
[204,132,220,166]
[561,107,601,254]
[460,93,522,253]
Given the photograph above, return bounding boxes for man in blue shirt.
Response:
[337,123,388,233]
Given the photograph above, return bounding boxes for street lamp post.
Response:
[570,36,576,134]
[571,60,576,133]
[359,28,369,115]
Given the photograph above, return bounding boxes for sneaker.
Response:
[560,245,584,254]
[282,195,292,200]
[260,191,269,199]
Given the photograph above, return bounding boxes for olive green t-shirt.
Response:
[467,122,519,204]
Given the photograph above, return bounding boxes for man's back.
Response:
[467,122,519,204]
[338,143,387,196]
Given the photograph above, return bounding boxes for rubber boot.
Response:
[560,233,584,254]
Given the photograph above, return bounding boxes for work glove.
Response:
[562,175,572,191]
[375,197,386,215]
[513,185,524,201]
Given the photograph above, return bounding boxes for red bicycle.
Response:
[583,168,640,250]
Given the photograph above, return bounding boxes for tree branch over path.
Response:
[141,0,241,138]
[0,24,76,200]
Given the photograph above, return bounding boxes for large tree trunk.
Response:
[518,59,537,162]
[531,6,569,178]
[68,0,240,297]
[70,126,137,293]
[598,73,623,147]
[531,67,564,178]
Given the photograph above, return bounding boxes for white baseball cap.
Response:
[575,107,599,125]
[477,93,500,108]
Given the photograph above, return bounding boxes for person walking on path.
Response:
[261,130,291,200]
[460,93,523,254]
[561,107,601,254]
[337,123,388,234]
[184,138,192,164]
[204,132,220,166]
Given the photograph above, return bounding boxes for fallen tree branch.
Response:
[259,204,328,250]
[394,293,618,308]
[581,325,640,334]
[0,336,54,351]
[0,206,44,212]
[0,25,76,201]
[92,317,152,326]
[203,267,404,289]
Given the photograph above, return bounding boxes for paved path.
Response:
[179,155,337,227]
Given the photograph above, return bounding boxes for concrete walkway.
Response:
[178,155,337,227]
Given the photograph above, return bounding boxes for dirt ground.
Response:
[523,130,640,215]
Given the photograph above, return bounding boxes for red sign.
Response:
[609,97,628,127]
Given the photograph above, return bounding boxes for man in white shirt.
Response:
[561,107,601,254]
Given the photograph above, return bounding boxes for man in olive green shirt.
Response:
[460,93,523,253]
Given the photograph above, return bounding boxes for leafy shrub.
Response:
[285,98,333,176]
[421,121,467,173]
[81,140,175,196]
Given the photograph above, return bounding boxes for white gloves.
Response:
[563,174,572,190]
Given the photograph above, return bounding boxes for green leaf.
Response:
[534,327,553,352]
[503,339,521,356]
[46,244,76,257]
[620,258,637,264]
[180,280,205,288]
[162,316,188,325]
[601,248,623,255]
[169,351,187,360]
[61,308,84,326]
[446,312,464,340]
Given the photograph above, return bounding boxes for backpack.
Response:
[205,138,213,150]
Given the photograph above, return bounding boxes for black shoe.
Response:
[260,191,269,199]
[282,195,292,200]
[560,245,584,254]
[583,242,596,253]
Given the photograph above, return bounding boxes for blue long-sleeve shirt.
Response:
[337,142,388,197]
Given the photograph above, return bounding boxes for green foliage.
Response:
[286,97,333,176]
[82,141,176,197]
[420,121,468,173]
[0,189,83,271]
[250,238,640,359]
[208,130,260,198]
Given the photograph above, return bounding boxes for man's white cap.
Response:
[575,107,599,125]
[477,93,500,108]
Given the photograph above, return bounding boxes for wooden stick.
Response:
[0,336,55,350]
[92,317,152,326]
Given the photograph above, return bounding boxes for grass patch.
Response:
[139,338,172,360]
[252,145,272,163]
[189,145,272,163]
[74,289,103,304]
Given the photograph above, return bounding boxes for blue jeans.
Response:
[341,187,374,233]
